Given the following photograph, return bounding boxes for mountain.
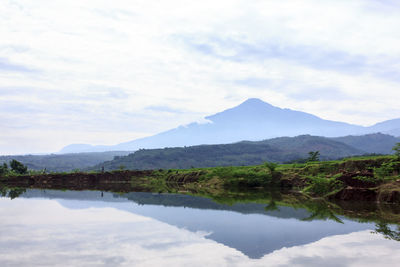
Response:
[91,135,364,171]
[333,133,400,154]
[60,98,399,153]
[367,119,400,137]
[60,98,365,153]
[9,133,397,172]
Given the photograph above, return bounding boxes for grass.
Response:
[2,155,400,202]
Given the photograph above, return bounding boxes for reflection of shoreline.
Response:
[2,185,400,225]
[0,189,379,258]
[20,189,312,219]
[0,197,399,266]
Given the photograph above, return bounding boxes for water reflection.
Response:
[0,188,399,266]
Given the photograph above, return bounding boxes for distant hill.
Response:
[333,133,400,154]
[0,151,132,172]
[91,135,364,171]
[60,98,400,153]
[8,133,398,172]
[368,119,400,137]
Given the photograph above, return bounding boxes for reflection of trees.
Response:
[8,188,26,199]
[301,201,343,224]
[264,189,282,211]
[374,223,400,241]
[0,187,7,197]
[0,185,26,199]
[264,200,279,211]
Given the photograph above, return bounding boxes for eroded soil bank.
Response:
[1,156,400,203]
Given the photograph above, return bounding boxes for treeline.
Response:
[0,151,131,172]
[92,135,368,171]
[0,159,28,176]
[2,134,398,172]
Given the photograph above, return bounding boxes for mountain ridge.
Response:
[60,98,400,153]
[90,135,367,171]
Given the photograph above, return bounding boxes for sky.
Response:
[1,0,400,155]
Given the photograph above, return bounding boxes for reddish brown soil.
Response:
[336,170,379,188]
[2,170,155,192]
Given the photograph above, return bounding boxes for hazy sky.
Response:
[1,0,400,154]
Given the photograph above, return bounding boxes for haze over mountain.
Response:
[61,98,400,153]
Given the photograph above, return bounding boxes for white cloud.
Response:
[1,0,400,154]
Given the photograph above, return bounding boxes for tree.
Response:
[118,165,126,171]
[374,223,400,241]
[10,159,28,174]
[8,188,26,199]
[264,162,278,172]
[0,163,8,175]
[393,143,400,158]
[307,151,320,162]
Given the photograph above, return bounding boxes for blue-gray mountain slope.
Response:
[60,98,400,153]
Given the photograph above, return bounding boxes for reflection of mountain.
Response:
[121,192,312,219]
[21,189,373,259]
[21,189,310,219]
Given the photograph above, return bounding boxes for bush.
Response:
[393,143,400,159]
[10,160,28,174]
[304,175,344,196]
[210,167,273,188]
[307,151,320,162]
[264,162,278,172]
[0,163,8,175]
[374,161,399,179]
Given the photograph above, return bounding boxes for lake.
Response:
[0,189,400,266]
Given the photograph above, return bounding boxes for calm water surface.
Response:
[0,189,399,266]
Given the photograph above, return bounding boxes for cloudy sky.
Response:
[1,0,400,154]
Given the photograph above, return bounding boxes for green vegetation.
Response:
[0,160,28,176]
[307,151,320,162]
[2,134,398,173]
[303,174,343,196]
[0,186,26,199]
[205,166,274,188]
[393,142,400,159]
[374,223,400,241]
[2,157,400,241]
[10,159,28,174]
[0,151,131,172]
[0,163,8,175]
[375,161,400,180]
[333,133,400,155]
[2,155,400,204]
[92,135,366,171]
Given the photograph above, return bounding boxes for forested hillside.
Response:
[0,151,131,172]
[92,135,364,170]
[332,133,400,154]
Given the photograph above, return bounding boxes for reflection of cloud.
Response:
[259,230,400,267]
[1,198,400,266]
[0,198,243,266]
[0,57,37,72]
